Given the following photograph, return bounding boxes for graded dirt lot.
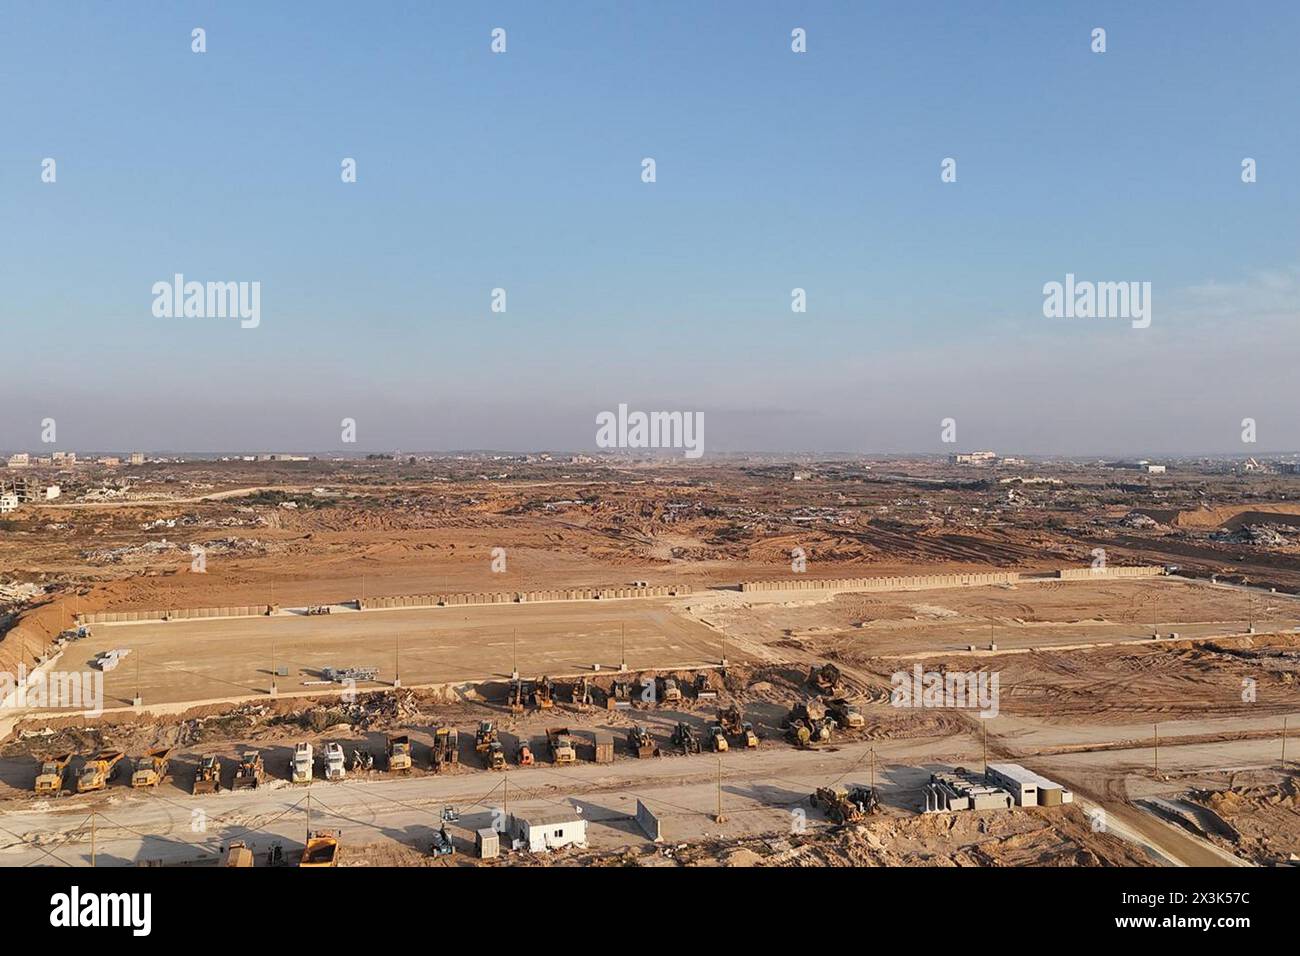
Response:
[72,597,723,708]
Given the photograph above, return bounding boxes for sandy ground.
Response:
[67,598,724,708]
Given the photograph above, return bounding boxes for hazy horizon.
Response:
[6,3,1297,456]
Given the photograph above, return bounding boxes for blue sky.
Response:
[3,2,1297,454]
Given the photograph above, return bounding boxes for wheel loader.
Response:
[299,830,340,867]
[232,750,265,790]
[672,722,701,755]
[192,753,222,794]
[707,725,729,752]
[486,740,506,770]
[627,725,655,759]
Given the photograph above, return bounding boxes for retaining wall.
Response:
[739,566,1164,593]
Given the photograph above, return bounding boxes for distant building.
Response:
[99,457,121,467]
[6,453,30,469]
[0,493,17,514]
[1143,464,1166,474]
[52,451,76,467]
[949,451,997,466]
[45,485,61,500]
[129,452,145,465]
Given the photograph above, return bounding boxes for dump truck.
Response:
[660,677,682,704]
[299,831,340,867]
[223,841,256,867]
[291,743,313,784]
[707,725,729,752]
[718,705,744,736]
[740,722,760,749]
[432,727,459,771]
[810,785,879,823]
[130,747,173,789]
[672,722,701,755]
[232,751,265,790]
[628,725,655,759]
[546,727,576,765]
[485,740,506,771]
[77,749,125,793]
[323,743,346,781]
[808,663,841,695]
[474,720,498,754]
[34,752,73,796]
[534,676,554,710]
[827,698,865,730]
[192,753,222,794]
[387,734,412,773]
[786,700,827,726]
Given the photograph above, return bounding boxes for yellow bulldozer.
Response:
[130,747,174,789]
[34,752,73,796]
[232,751,265,790]
[77,749,125,793]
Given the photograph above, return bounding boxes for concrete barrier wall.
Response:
[740,566,1164,593]
[82,604,271,624]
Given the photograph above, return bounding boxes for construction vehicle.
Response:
[304,605,332,615]
[827,698,865,730]
[516,739,535,766]
[808,663,841,695]
[432,727,459,771]
[130,747,173,789]
[660,677,682,704]
[507,679,526,715]
[607,680,631,710]
[810,785,880,824]
[786,720,814,749]
[809,716,834,744]
[77,749,125,793]
[672,722,701,755]
[430,826,454,858]
[740,722,760,749]
[534,676,555,710]
[34,752,72,796]
[486,740,506,770]
[786,700,827,726]
[474,720,498,754]
[718,705,744,735]
[322,665,378,683]
[707,725,729,752]
[323,742,346,781]
[628,725,655,759]
[572,677,593,711]
[223,841,255,867]
[232,750,265,790]
[291,742,313,784]
[192,753,222,794]
[694,673,718,701]
[350,748,374,772]
[266,842,286,866]
[387,734,412,772]
[546,727,576,765]
[299,831,340,867]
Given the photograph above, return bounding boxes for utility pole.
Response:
[871,747,877,791]
[714,757,725,823]
[133,654,142,707]
[512,628,518,681]
[305,790,311,844]
[394,635,401,688]
[982,722,988,775]
[1153,723,1159,776]
[620,623,627,672]
[270,637,277,696]
[503,771,509,819]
